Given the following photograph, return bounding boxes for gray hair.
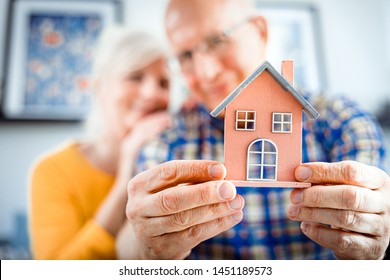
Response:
[91,25,167,81]
[84,26,168,138]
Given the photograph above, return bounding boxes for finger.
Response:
[290,185,383,213]
[142,212,243,259]
[288,206,385,236]
[144,180,237,217]
[145,195,245,236]
[295,161,388,190]
[300,222,387,259]
[163,211,244,258]
[131,160,226,193]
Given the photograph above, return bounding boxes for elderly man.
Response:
[122,0,390,260]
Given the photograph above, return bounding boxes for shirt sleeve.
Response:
[56,219,116,260]
[29,158,116,260]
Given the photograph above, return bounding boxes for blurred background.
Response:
[0,0,389,259]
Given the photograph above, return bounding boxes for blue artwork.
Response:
[24,13,103,108]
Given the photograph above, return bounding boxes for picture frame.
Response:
[1,0,122,120]
[255,2,326,94]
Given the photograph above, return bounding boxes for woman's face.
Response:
[98,58,170,140]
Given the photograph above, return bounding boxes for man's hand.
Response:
[126,160,244,259]
[288,161,390,259]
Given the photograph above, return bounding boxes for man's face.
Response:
[166,0,267,112]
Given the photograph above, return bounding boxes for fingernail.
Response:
[218,182,236,200]
[296,166,311,181]
[209,164,225,178]
[288,205,300,217]
[231,211,243,222]
[291,189,303,204]
[301,222,309,232]
[227,196,242,210]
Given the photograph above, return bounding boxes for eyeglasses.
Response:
[167,17,254,74]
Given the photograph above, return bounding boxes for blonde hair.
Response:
[85,26,168,138]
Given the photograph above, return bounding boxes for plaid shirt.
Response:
[135,93,386,260]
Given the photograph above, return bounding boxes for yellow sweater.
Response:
[29,142,116,259]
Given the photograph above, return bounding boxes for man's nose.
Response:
[192,52,223,81]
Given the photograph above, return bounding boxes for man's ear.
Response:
[251,15,268,45]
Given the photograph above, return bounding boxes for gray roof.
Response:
[210,61,320,119]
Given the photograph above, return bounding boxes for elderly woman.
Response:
[29,26,171,259]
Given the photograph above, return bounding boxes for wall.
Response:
[307,0,390,113]
[0,0,389,249]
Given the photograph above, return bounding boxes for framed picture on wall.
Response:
[1,0,122,120]
[255,2,326,94]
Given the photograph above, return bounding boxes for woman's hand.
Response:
[96,111,172,237]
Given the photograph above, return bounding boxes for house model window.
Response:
[247,139,278,181]
[236,110,256,130]
[272,112,292,133]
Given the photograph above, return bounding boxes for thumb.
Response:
[295,161,386,190]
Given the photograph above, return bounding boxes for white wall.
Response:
[309,0,390,113]
[0,0,390,244]
[382,0,390,64]
[123,0,168,38]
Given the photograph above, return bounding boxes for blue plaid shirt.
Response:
[135,93,386,259]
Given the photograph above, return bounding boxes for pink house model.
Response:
[210,60,319,188]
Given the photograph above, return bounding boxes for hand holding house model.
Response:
[210,60,319,188]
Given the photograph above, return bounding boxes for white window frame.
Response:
[246,139,278,181]
[236,110,256,131]
[272,112,292,133]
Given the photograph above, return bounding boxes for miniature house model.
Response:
[210,60,319,187]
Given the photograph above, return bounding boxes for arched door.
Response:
[247,139,278,181]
